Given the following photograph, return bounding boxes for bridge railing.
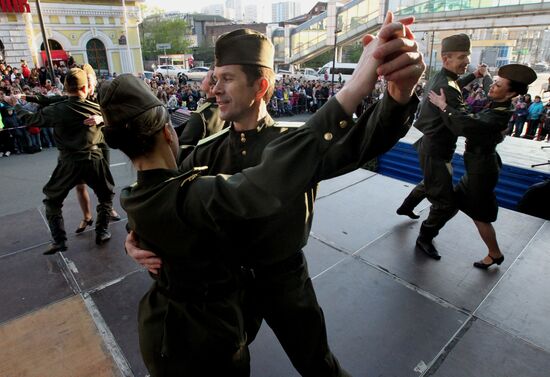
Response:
[393,0,545,17]
[290,0,381,60]
[288,0,547,62]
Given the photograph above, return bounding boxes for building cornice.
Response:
[28,3,141,20]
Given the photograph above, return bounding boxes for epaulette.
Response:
[193,101,212,114]
[493,106,511,112]
[197,126,230,146]
[447,78,461,93]
[272,121,303,133]
[168,166,208,187]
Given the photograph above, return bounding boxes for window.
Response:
[40,39,63,51]
[86,39,109,76]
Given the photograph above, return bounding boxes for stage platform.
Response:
[1,170,549,377]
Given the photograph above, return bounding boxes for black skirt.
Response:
[455,151,502,223]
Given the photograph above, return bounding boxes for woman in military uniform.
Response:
[428,64,537,269]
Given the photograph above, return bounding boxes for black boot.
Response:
[44,212,68,255]
[95,230,112,245]
[396,205,420,219]
[415,236,441,260]
[95,202,111,245]
[44,240,67,255]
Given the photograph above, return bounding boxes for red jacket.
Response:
[21,64,31,79]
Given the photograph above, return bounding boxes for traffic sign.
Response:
[156,43,171,50]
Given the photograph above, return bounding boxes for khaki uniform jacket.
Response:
[124,95,418,369]
[123,96,358,368]
[15,96,104,161]
[440,99,513,222]
[180,94,419,267]
[178,98,226,146]
[414,68,476,159]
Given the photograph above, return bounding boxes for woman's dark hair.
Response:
[103,105,169,159]
[239,64,275,102]
[508,79,529,96]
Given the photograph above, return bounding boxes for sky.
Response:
[143,0,320,21]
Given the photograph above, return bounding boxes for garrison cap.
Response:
[82,63,96,79]
[441,33,471,53]
[215,29,274,69]
[64,68,88,92]
[497,64,537,86]
[98,73,163,127]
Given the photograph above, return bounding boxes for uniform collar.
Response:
[136,168,181,187]
[67,95,87,103]
[442,67,459,80]
[230,114,275,135]
[490,100,512,110]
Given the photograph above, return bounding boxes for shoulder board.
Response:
[193,102,212,114]
[197,126,230,146]
[272,121,303,133]
[447,78,461,93]
[164,166,208,187]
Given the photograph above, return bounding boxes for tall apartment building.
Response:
[271,1,301,23]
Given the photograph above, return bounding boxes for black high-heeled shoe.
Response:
[75,218,93,233]
[473,254,504,270]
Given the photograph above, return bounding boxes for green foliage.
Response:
[139,3,164,18]
[140,17,192,60]
[302,50,334,69]
[345,43,363,64]
[191,46,215,65]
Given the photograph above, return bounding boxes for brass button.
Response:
[339,120,348,128]
[324,132,333,141]
[241,137,246,143]
[241,150,247,156]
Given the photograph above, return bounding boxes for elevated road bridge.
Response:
[287,0,550,65]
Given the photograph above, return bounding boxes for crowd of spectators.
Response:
[2,58,549,159]
[137,72,203,112]
[266,74,397,118]
[0,60,64,156]
[460,75,550,142]
[140,71,391,119]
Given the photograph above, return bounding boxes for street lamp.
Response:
[35,0,55,81]
[331,27,341,96]
[426,30,435,81]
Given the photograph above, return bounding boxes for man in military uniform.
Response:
[19,64,119,229]
[396,33,487,260]
[127,20,425,376]
[178,65,226,146]
[6,68,114,254]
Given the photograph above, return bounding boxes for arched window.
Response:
[86,38,109,76]
[0,39,5,62]
[40,39,63,50]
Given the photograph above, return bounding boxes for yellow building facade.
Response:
[0,0,144,75]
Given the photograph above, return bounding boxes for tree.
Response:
[303,50,334,69]
[191,46,215,65]
[139,3,164,18]
[140,16,192,61]
[345,42,363,64]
